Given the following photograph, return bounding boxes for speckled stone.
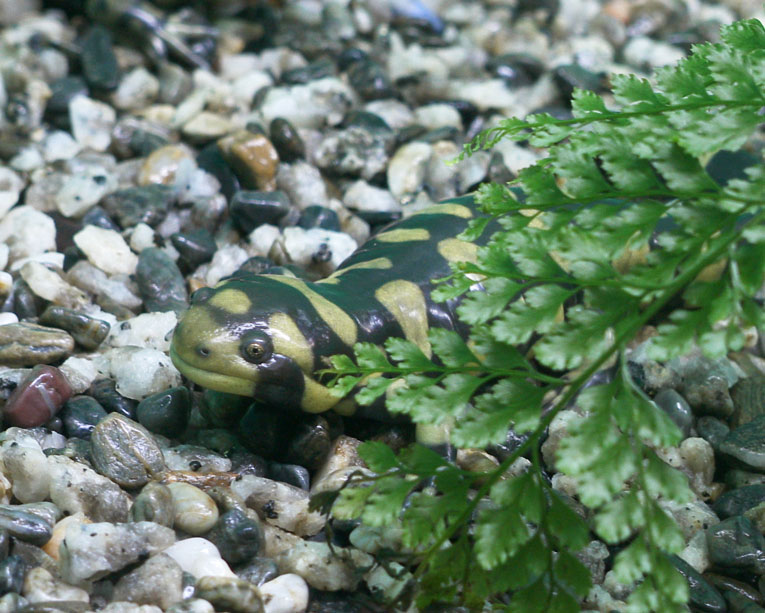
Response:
[3,365,72,427]
[721,416,765,472]
[130,482,175,527]
[101,185,174,229]
[193,576,264,613]
[135,248,188,314]
[112,553,184,610]
[218,131,280,192]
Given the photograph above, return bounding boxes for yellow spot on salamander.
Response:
[375,280,431,357]
[208,289,252,314]
[268,312,314,373]
[321,257,393,285]
[437,238,479,264]
[265,275,358,347]
[410,203,473,218]
[301,375,340,413]
[376,228,430,243]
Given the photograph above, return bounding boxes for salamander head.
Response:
[170,275,349,413]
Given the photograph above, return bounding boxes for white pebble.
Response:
[69,94,117,152]
[106,346,181,400]
[413,103,463,131]
[280,227,357,271]
[343,180,401,213]
[41,130,82,163]
[59,356,99,394]
[9,144,44,172]
[248,224,281,257]
[1,437,49,503]
[276,161,329,208]
[274,541,372,591]
[9,251,65,273]
[129,223,157,252]
[0,166,24,218]
[57,167,116,218]
[387,142,432,200]
[20,261,88,309]
[23,567,90,604]
[0,313,18,326]
[260,574,309,613]
[74,225,139,275]
[162,538,236,579]
[108,311,177,352]
[0,206,56,264]
[113,67,160,111]
[0,244,8,271]
[204,244,249,286]
[166,482,219,536]
[623,36,686,69]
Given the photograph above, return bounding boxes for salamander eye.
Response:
[240,331,272,364]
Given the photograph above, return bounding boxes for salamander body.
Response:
[170,196,483,421]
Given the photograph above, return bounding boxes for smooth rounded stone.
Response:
[47,455,131,523]
[59,521,175,584]
[39,307,110,351]
[68,95,116,152]
[313,126,389,181]
[80,207,119,233]
[2,440,50,503]
[130,482,175,527]
[706,573,764,606]
[22,567,88,605]
[274,541,372,592]
[653,388,694,437]
[101,185,174,230]
[266,464,309,492]
[268,118,304,163]
[0,167,23,218]
[671,555,727,613]
[670,352,741,418]
[163,445,232,474]
[90,413,167,488]
[193,576,263,613]
[714,486,765,520]
[721,416,765,472]
[346,59,392,101]
[162,538,235,579]
[707,515,765,575]
[387,141,431,200]
[258,574,307,613]
[196,143,240,201]
[342,180,400,215]
[46,77,89,117]
[112,553,183,610]
[79,25,119,92]
[217,131,280,192]
[724,590,765,612]
[73,226,138,276]
[281,59,335,85]
[656,437,718,499]
[112,68,159,111]
[156,61,193,106]
[170,230,216,272]
[0,206,56,264]
[137,145,197,187]
[698,416,730,451]
[89,379,136,419]
[66,261,142,313]
[348,524,401,557]
[236,558,279,588]
[0,555,26,596]
[732,377,765,428]
[205,509,263,566]
[105,346,181,400]
[3,365,72,427]
[166,482,219,536]
[182,112,235,143]
[0,507,51,546]
[230,191,291,233]
[135,248,188,314]
[60,396,107,440]
[296,206,339,232]
[135,386,191,438]
[728,470,765,489]
[230,475,325,537]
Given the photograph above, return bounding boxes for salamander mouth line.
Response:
[169,346,256,396]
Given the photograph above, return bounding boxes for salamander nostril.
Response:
[196,346,210,358]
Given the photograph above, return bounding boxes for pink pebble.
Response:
[3,365,72,428]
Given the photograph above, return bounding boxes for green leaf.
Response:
[611,73,667,109]
[331,485,374,520]
[355,375,395,406]
[571,88,608,117]
[547,492,590,551]
[358,441,399,472]
[457,277,522,325]
[429,328,478,367]
[554,549,593,597]
[475,504,530,568]
[354,342,393,370]
[594,490,646,542]
[491,284,570,345]
[720,18,765,51]
[384,338,434,370]
[362,477,416,526]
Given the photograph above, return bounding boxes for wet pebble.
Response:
[259,574,308,613]
[193,576,264,613]
[79,26,120,92]
[218,131,280,192]
[170,230,217,272]
[135,386,191,439]
[89,379,136,420]
[101,185,174,229]
[268,118,304,163]
[297,206,340,232]
[3,365,72,427]
[720,416,765,472]
[2,440,49,503]
[130,482,175,527]
[732,376,765,428]
[707,515,765,575]
[0,555,26,596]
[205,509,264,566]
[671,555,726,613]
[38,307,110,351]
[112,554,184,610]
[60,396,108,440]
[135,248,188,314]
[166,482,219,536]
[230,191,291,233]
[236,558,279,588]
[22,567,89,605]
[162,538,235,579]
[0,506,52,546]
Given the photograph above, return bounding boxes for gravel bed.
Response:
[0,0,763,611]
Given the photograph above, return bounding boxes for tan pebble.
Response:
[187,277,208,294]
[167,481,219,535]
[182,112,235,142]
[217,130,279,191]
[138,144,196,186]
[42,513,90,560]
[603,0,631,23]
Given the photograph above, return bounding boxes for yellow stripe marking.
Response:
[264,275,357,346]
[301,375,340,413]
[268,312,314,373]
[208,289,252,314]
[321,257,393,284]
[410,203,473,218]
[375,280,431,357]
[375,228,430,243]
[437,238,479,264]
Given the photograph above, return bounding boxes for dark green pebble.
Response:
[238,404,291,459]
[39,306,110,351]
[229,190,291,233]
[189,428,240,458]
[235,557,278,586]
[713,485,765,519]
[671,556,726,613]
[135,248,188,313]
[395,124,428,147]
[298,205,340,231]
[206,509,263,565]
[0,529,8,560]
[129,129,169,157]
[170,229,217,272]
[418,126,461,143]
[269,117,304,162]
[347,60,393,100]
[81,206,120,232]
[266,462,310,490]
[707,515,765,575]
[732,376,765,428]
[0,556,25,596]
[705,573,763,605]
[130,481,175,527]
[281,59,335,85]
[726,470,765,489]
[12,278,39,319]
[61,395,108,439]
[101,184,174,229]
[196,143,241,201]
[44,438,92,464]
[342,110,393,135]
[89,378,136,419]
[697,416,730,452]
[720,416,765,472]
[136,386,191,438]
[337,47,367,71]
[726,591,765,612]
[654,388,694,437]
[286,415,331,470]
[235,256,273,276]
[553,64,606,99]
[0,508,51,546]
[200,390,251,429]
[228,449,268,478]
[487,53,544,86]
[45,76,88,116]
[79,25,120,91]
[158,61,193,106]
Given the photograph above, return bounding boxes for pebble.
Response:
[276,161,328,209]
[0,167,23,218]
[218,131,280,192]
[162,538,236,579]
[166,600,213,613]
[79,25,120,92]
[258,574,308,613]
[60,395,108,439]
[1,438,50,503]
[706,515,765,575]
[721,416,765,472]
[236,558,280,588]
[69,95,116,152]
[22,567,89,605]
[714,485,765,519]
[137,144,196,187]
[205,509,264,566]
[732,376,765,428]
[0,206,56,264]
[229,191,291,233]
[58,521,175,585]
[135,248,188,313]
[101,185,174,229]
[130,482,175,527]
[277,227,357,272]
[170,230,217,271]
[166,482,219,536]
[73,226,138,276]
[671,555,726,613]
[57,167,117,218]
[112,68,159,111]
[104,346,181,400]
[112,554,183,610]
[107,312,177,353]
[268,118,304,163]
[193,576,264,613]
[0,555,27,596]
[0,505,52,546]
[89,378,137,419]
[343,180,401,215]
[274,541,373,591]
[163,445,232,473]
[313,126,389,180]
[38,307,110,351]
[135,387,191,438]
[90,413,167,488]
[3,365,72,426]
[42,514,88,560]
